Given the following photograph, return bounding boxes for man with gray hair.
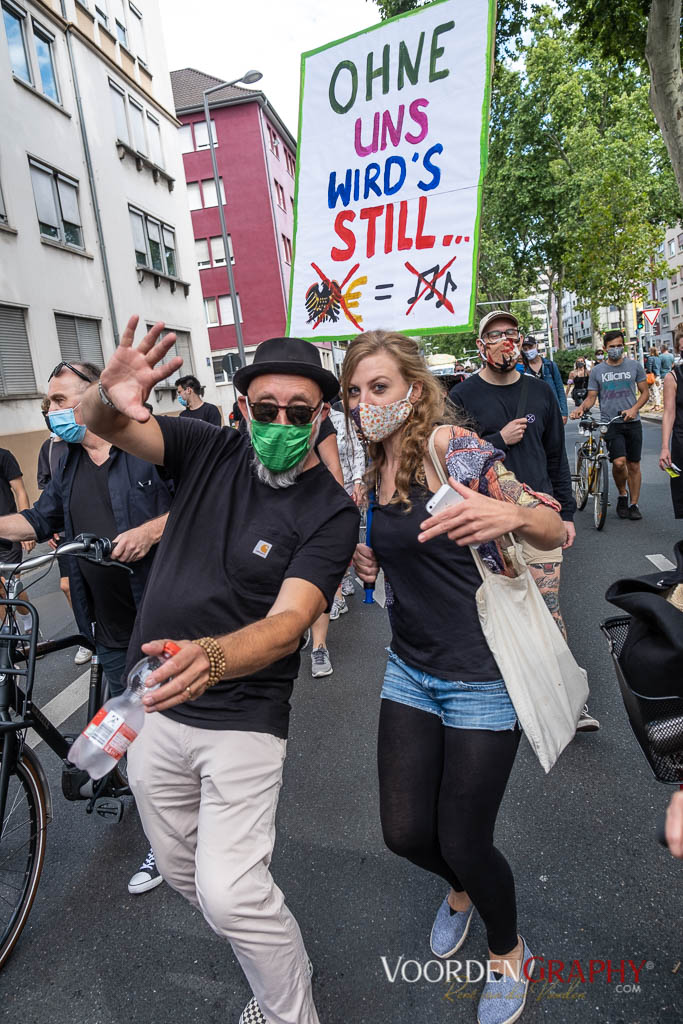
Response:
[78,319,359,1024]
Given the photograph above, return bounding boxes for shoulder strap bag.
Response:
[428,427,588,773]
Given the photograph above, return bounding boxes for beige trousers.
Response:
[127,712,319,1024]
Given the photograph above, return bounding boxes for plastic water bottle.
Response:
[69,641,180,779]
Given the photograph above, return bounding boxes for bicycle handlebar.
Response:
[0,534,130,578]
[579,411,627,428]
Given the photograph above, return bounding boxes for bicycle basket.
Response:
[601,616,683,784]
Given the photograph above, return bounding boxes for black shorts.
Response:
[605,420,643,463]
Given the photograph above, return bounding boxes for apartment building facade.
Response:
[0,0,213,495]
[171,67,334,412]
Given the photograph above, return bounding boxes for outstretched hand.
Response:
[100,315,183,422]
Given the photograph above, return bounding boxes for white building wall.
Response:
[0,0,215,492]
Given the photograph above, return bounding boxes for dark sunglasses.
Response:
[48,361,92,384]
[248,399,322,426]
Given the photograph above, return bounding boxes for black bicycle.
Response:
[0,535,132,969]
[573,412,625,530]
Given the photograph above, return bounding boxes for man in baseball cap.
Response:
[78,319,359,1024]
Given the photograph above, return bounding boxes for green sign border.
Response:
[285,0,496,340]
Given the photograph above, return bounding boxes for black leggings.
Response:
[378,698,521,955]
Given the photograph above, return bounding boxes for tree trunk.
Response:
[646,0,683,205]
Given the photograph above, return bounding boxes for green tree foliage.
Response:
[562,0,683,205]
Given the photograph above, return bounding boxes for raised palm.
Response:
[100,315,183,422]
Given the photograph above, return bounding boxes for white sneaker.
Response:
[341,575,355,597]
[74,645,92,665]
[128,848,163,894]
[329,596,348,621]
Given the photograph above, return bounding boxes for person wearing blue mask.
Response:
[0,360,174,896]
[176,374,222,426]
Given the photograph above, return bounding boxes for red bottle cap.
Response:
[162,641,181,656]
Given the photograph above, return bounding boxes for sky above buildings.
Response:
[161,0,380,135]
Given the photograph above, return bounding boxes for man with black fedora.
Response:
[79,316,359,1024]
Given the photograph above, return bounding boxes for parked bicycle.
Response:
[0,535,133,969]
[573,412,625,530]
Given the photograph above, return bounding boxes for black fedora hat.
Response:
[233,337,339,402]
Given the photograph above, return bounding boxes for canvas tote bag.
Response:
[428,428,588,772]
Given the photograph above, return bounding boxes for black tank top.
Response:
[371,483,501,682]
[673,365,683,442]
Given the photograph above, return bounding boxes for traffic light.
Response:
[636,309,644,331]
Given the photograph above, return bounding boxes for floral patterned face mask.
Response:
[353,384,414,442]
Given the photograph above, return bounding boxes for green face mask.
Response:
[250,418,316,473]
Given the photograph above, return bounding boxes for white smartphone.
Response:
[425,482,464,515]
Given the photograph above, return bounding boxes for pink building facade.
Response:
[171,69,334,392]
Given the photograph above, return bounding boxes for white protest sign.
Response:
[287,0,496,340]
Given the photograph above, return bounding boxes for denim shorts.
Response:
[381,649,518,731]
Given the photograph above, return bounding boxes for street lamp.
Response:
[203,70,263,371]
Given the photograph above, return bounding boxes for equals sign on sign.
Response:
[375,283,393,301]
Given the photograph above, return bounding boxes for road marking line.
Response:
[27,668,91,749]
[646,553,676,572]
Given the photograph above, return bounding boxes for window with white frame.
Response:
[210,234,234,265]
[109,81,128,143]
[273,179,286,209]
[212,352,241,383]
[662,312,669,326]
[285,150,295,176]
[150,325,194,372]
[179,123,193,154]
[129,99,146,154]
[193,119,217,150]
[267,126,279,157]
[111,0,127,46]
[195,238,210,268]
[0,304,37,396]
[2,2,31,83]
[669,240,676,258]
[678,232,683,252]
[55,313,104,367]
[129,206,177,276]
[671,272,678,287]
[204,297,218,327]
[201,177,226,208]
[146,114,162,166]
[30,160,82,247]
[218,293,243,325]
[128,2,145,65]
[187,182,202,211]
[94,3,108,29]
[32,20,59,102]
[281,234,292,263]
[673,299,680,316]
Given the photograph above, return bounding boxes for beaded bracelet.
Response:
[193,636,226,688]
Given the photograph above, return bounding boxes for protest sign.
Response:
[287,0,496,340]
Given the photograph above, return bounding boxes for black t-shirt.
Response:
[372,484,500,681]
[314,413,337,455]
[180,402,222,426]
[69,451,138,648]
[127,417,359,738]
[450,373,575,521]
[0,448,20,517]
[0,448,22,559]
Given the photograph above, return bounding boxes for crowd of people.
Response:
[0,310,681,1024]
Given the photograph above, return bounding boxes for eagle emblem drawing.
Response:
[305,279,342,324]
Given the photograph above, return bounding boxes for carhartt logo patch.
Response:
[253,540,272,559]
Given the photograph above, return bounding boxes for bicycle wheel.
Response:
[574,446,589,511]
[0,744,49,969]
[593,457,609,530]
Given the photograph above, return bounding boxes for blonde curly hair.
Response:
[340,330,465,508]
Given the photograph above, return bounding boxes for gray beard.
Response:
[251,420,321,489]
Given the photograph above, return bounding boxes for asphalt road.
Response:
[1,417,682,1024]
